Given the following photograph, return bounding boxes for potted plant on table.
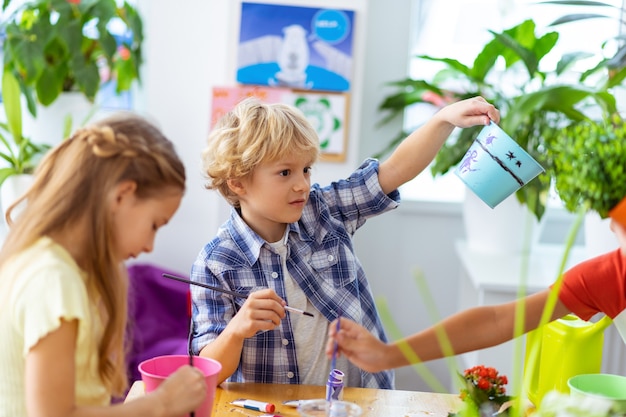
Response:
[450,365,512,417]
[376,18,617,223]
[0,0,144,142]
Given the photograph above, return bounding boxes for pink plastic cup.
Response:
[138,354,222,417]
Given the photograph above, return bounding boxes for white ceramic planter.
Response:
[22,92,95,146]
[463,190,542,254]
[0,174,34,223]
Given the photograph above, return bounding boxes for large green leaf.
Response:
[2,70,22,144]
[550,13,615,26]
[416,56,473,78]
[36,66,65,106]
[540,1,618,7]
[556,51,594,75]
[501,85,616,134]
[0,167,18,188]
[470,38,502,82]
[491,31,540,77]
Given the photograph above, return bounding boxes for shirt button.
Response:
[327,255,334,262]
[271,272,279,278]
[287,371,295,379]
[282,339,289,346]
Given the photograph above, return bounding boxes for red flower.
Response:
[477,378,491,390]
[68,0,80,4]
[459,365,510,407]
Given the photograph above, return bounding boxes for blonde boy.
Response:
[191,96,499,388]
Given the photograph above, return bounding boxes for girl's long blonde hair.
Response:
[0,113,186,396]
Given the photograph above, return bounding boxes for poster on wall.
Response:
[236,2,355,92]
[210,85,290,128]
[211,86,349,162]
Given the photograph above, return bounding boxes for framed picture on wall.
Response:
[211,86,349,162]
[281,90,349,162]
[236,2,355,92]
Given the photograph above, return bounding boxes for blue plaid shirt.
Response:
[190,158,398,389]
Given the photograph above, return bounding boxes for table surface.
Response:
[125,380,463,416]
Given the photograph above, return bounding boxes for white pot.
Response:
[1,174,34,224]
[584,212,618,259]
[463,190,543,254]
[22,92,95,146]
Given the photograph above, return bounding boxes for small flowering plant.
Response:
[450,365,512,417]
[1,0,143,115]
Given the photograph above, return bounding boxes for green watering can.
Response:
[523,314,612,406]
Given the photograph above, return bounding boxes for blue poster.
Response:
[237,3,355,92]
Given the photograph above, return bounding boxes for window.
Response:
[402,0,624,203]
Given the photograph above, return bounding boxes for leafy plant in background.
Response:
[0,0,144,116]
[546,113,626,218]
[0,70,51,187]
[539,0,626,87]
[375,18,617,221]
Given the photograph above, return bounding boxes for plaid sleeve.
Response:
[306,159,400,235]
[189,244,236,355]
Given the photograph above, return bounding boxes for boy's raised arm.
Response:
[377,96,499,195]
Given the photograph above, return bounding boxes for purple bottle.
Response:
[326,368,345,401]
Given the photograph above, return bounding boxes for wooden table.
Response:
[126,380,462,416]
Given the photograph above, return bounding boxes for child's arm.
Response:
[327,289,571,373]
[26,319,207,417]
[377,96,500,195]
[199,289,287,384]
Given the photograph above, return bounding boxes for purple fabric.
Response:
[126,263,191,384]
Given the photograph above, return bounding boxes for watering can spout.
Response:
[523,314,612,406]
[591,314,612,334]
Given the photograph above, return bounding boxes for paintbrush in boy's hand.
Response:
[162,273,315,317]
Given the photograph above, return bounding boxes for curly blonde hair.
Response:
[203,97,320,207]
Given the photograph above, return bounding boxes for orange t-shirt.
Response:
[557,249,626,320]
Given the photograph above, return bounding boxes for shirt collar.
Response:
[227,208,313,265]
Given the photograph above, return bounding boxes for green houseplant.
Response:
[376,18,617,221]
[546,113,626,220]
[1,0,144,117]
[539,0,626,87]
[0,69,50,187]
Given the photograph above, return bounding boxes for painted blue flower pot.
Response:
[455,121,545,208]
